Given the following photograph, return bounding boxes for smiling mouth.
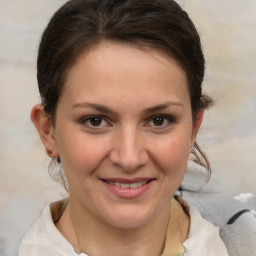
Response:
[102,179,155,189]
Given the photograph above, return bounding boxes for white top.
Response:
[19,199,229,256]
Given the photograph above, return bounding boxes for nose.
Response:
[109,126,148,172]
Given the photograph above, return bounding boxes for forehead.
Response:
[61,41,190,110]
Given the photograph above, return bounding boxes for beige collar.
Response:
[161,196,190,256]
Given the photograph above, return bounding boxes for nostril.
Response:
[109,151,147,172]
[108,134,149,171]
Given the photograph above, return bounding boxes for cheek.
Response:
[151,132,191,176]
[56,131,110,178]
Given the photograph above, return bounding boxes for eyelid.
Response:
[145,114,176,128]
[80,115,111,128]
[80,114,175,129]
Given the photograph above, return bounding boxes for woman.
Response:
[19,0,230,255]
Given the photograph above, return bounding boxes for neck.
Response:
[56,196,188,256]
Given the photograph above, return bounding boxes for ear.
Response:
[191,109,205,146]
[30,104,59,158]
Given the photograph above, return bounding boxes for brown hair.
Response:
[37,0,213,187]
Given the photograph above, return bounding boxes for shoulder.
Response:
[19,199,74,256]
[175,196,229,256]
[184,192,256,256]
[180,160,256,256]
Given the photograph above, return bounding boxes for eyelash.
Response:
[80,114,176,129]
[81,115,110,128]
[145,114,176,128]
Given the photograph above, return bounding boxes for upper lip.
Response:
[101,177,156,184]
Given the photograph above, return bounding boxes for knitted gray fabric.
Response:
[179,159,256,256]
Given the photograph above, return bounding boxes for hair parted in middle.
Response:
[37,0,213,188]
[38,0,212,121]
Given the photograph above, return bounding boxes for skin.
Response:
[31,41,204,256]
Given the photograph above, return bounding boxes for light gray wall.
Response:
[184,0,256,194]
[0,1,255,255]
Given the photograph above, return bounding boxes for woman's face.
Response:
[52,41,199,228]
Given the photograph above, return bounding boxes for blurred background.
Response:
[0,0,255,255]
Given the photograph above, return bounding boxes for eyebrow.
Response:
[72,103,116,114]
[143,101,183,114]
[72,101,183,114]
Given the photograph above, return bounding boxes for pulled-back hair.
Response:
[37,0,213,187]
[38,0,212,121]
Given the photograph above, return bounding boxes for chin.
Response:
[102,205,157,229]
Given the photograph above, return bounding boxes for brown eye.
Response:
[81,115,108,128]
[152,116,165,126]
[89,117,103,126]
[146,115,175,129]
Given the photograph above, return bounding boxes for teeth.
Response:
[107,180,148,188]
[130,183,139,188]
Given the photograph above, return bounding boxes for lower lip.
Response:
[102,180,154,199]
